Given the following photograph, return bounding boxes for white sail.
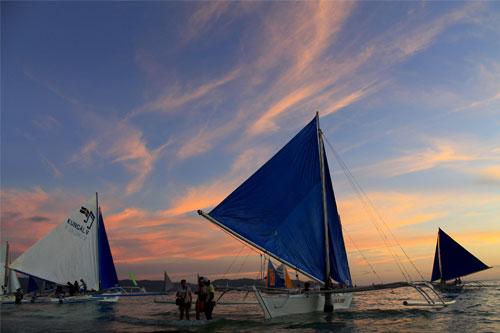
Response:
[163,271,174,291]
[0,243,7,294]
[10,194,100,291]
[7,265,21,293]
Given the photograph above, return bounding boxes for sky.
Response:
[1,1,499,285]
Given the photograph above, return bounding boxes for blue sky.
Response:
[1,1,499,284]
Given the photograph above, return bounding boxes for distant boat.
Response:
[162,270,174,292]
[9,193,121,303]
[431,228,491,292]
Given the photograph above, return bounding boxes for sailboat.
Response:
[431,228,491,292]
[198,114,458,318]
[198,113,353,318]
[9,193,121,303]
[1,242,29,304]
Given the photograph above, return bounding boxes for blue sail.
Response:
[98,211,119,289]
[431,228,490,281]
[208,117,351,285]
[27,275,39,293]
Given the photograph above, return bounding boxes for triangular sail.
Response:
[98,208,119,289]
[7,264,21,293]
[266,261,285,288]
[163,271,174,291]
[431,228,490,281]
[27,275,39,293]
[276,264,294,288]
[208,117,351,285]
[9,194,100,290]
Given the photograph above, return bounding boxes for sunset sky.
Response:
[1,1,499,285]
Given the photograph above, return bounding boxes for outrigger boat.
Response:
[198,113,454,319]
[431,228,491,292]
[9,193,121,304]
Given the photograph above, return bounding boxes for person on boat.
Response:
[301,282,311,293]
[73,281,79,295]
[1,285,6,295]
[203,278,215,320]
[67,282,75,296]
[195,276,207,320]
[80,279,87,294]
[55,286,65,304]
[15,288,23,304]
[176,279,192,320]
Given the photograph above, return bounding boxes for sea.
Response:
[1,280,499,332]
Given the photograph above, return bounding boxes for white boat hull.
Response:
[254,290,353,319]
[50,292,121,304]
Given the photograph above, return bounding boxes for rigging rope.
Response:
[342,225,384,284]
[324,135,425,282]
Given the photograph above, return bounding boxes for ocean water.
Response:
[1,281,499,332]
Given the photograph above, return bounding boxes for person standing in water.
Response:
[176,279,192,320]
[195,276,207,320]
[203,278,215,320]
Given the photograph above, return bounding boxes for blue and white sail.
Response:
[431,228,490,282]
[9,193,118,291]
[201,116,351,286]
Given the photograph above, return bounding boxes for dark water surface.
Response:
[1,281,499,332]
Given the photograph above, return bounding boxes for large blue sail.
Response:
[208,117,351,285]
[431,228,490,281]
[98,210,119,289]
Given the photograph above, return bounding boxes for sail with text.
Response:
[9,193,118,291]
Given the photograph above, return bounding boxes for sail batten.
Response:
[431,228,490,281]
[206,117,351,285]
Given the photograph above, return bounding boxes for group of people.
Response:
[64,279,88,296]
[175,276,215,321]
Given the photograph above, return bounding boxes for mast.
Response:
[4,241,9,287]
[316,112,333,312]
[96,192,101,290]
[437,229,443,282]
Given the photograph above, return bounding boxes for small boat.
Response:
[431,228,491,292]
[9,193,121,303]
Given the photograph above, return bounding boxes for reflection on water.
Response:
[1,280,499,332]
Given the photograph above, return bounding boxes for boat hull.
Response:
[254,290,353,319]
[432,282,464,293]
[50,292,121,304]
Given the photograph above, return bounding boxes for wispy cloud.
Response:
[33,115,61,131]
[129,69,240,119]
[362,137,500,178]
[451,91,500,113]
[69,118,172,195]
[181,1,233,45]
[246,1,483,136]
[23,66,80,106]
[39,153,63,180]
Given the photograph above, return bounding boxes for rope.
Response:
[343,225,384,284]
[324,135,425,281]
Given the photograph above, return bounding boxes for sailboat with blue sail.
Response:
[431,228,490,292]
[198,113,354,318]
[9,193,121,303]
